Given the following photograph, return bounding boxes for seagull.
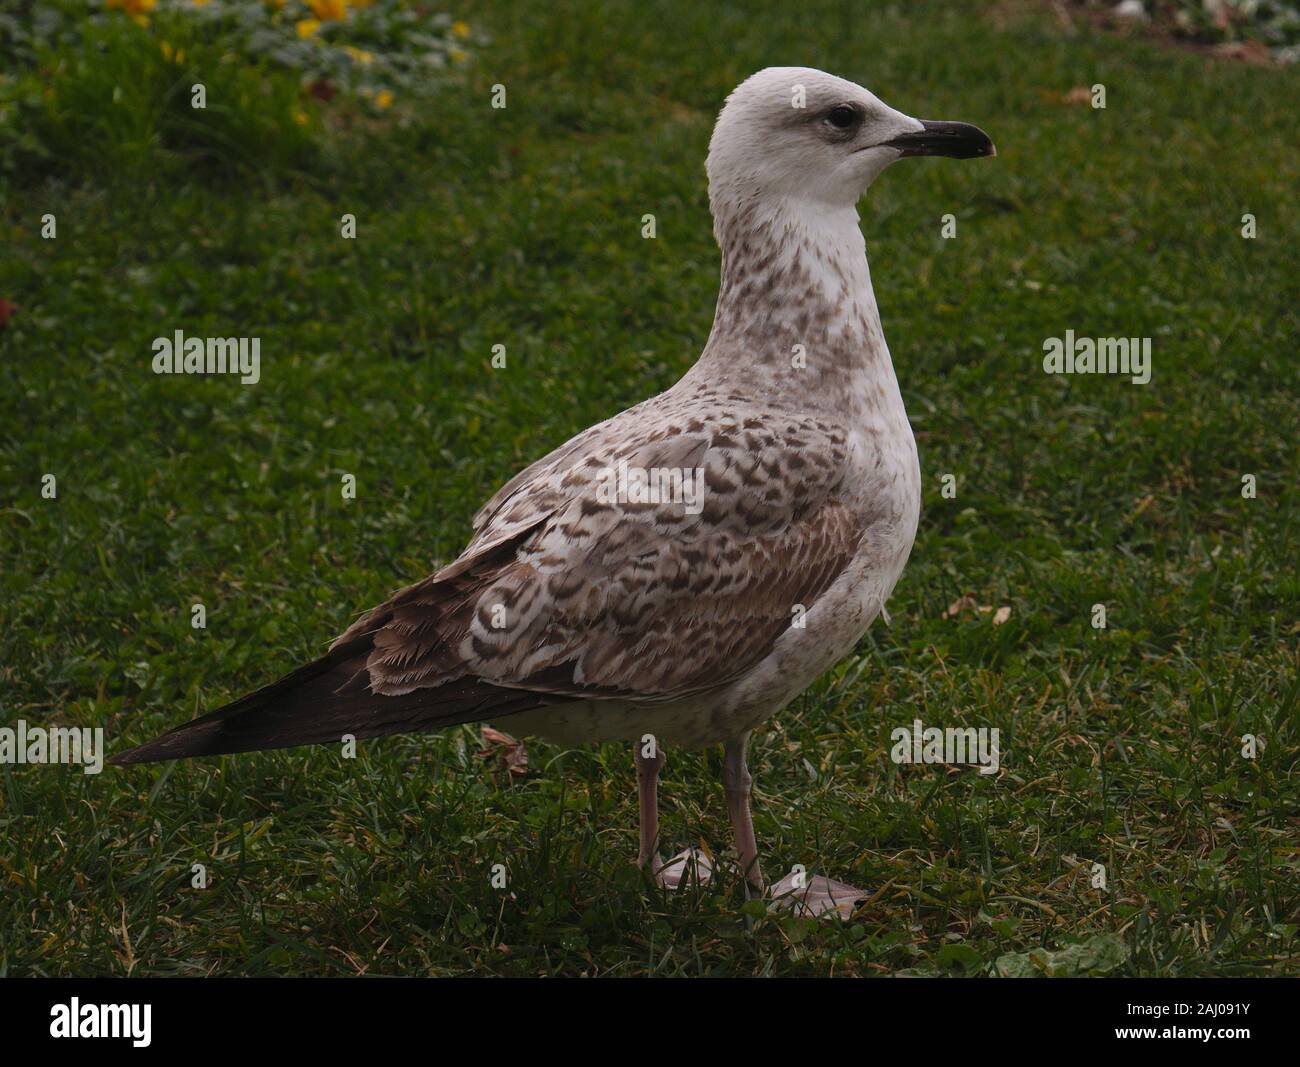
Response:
[112,67,994,917]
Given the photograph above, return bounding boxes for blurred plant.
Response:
[1170,0,1299,59]
[0,7,320,185]
[0,1,477,187]
[1,1,479,106]
[1084,0,1300,62]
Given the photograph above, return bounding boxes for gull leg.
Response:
[723,734,765,895]
[724,735,869,919]
[636,740,712,890]
[635,742,665,872]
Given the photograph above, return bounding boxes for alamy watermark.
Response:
[891,719,1000,775]
[594,461,705,514]
[0,719,104,774]
[50,999,151,1047]
[1042,330,1151,385]
[152,330,260,384]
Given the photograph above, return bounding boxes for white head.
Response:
[706,67,994,221]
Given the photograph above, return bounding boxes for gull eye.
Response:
[825,105,859,130]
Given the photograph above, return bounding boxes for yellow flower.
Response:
[191,0,209,6]
[344,45,374,65]
[451,20,471,39]
[293,109,311,126]
[375,89,393,109]
[448,46,467,64]
[305,0,348,19]
[296,18,321,38]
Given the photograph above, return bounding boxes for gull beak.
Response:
[884,120,996,159]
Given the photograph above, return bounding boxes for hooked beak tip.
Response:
[885,120,996,160]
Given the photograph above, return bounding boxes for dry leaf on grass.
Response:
[946,597,1012,624]
[945,595,979,618]
[477,725,528,776]
[1037,86,1095,106]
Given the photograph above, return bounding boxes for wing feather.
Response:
[350,402,861,703]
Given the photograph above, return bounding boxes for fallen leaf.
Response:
[945,595,978,618]
[0,298,17,328]
[1037,86,1096,106]
[477,725,528,775]
[992,606,1012,625]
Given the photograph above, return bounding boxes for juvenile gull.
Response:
[112,67,994,917]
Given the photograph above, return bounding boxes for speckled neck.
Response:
[690,196,900,424]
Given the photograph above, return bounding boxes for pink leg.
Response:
[635,742,665,871]
[724,736,868,918]
[723,734,764,895]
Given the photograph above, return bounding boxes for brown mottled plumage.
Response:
[111,67,994,917]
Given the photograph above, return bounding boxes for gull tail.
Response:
[108,641,559,766]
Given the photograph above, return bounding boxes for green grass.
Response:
[1,0,1297,976]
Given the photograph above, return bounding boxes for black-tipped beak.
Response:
[884,120,996,159]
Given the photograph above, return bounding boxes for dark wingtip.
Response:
[107,718,231,766]
[107,744,169,767]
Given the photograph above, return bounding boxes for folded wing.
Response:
[111,403,862,764]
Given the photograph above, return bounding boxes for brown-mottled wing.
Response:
[336,404,862,702]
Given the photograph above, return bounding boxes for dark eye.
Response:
[826,105,858,130]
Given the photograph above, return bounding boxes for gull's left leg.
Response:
[724,732,869,919]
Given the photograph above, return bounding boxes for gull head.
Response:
[706,66,995,218]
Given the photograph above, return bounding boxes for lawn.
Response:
[0,0,1296,977]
